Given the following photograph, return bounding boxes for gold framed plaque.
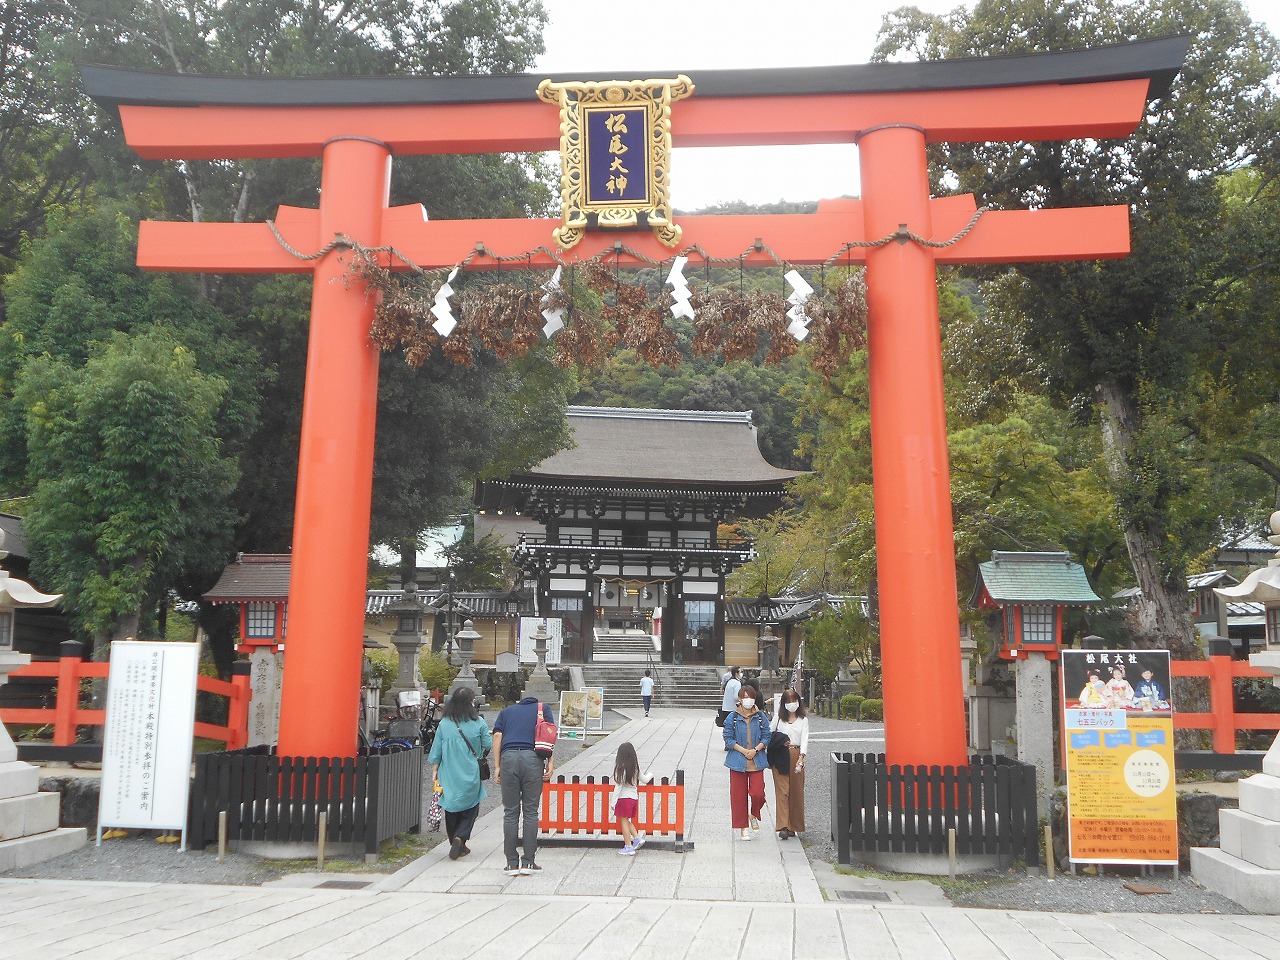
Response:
[537,76,694,249]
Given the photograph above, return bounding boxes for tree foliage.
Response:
[871,0,1280,654]
[0,1,569,667]
[17,331,238,651]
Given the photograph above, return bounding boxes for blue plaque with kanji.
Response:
[584,106,650,206]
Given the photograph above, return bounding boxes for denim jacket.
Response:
[722,708,771,773]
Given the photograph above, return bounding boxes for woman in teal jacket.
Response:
[428,687,493,860]
[723,680,770,841]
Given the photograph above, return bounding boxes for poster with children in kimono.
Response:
[1060,648,1177,865]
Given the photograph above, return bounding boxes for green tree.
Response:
[16,331,238,653]
[0,1,88,275]
[18,2,564,575]
[802,602,879,692]
[874,0,1280,654]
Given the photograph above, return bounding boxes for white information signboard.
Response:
[518,617,564,665]
[97,641,200,849]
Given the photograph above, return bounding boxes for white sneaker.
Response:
[632,836,645,850]
[740,828,752,841]
[749,815,760,831]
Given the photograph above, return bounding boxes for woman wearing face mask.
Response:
[771,690,809,839]
[723,681,771,841]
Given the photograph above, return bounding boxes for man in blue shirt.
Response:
[491,697,556,876]
[639,670,655,717]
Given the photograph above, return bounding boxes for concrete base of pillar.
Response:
[851,849,1005,876]
[1190,846,1280,913]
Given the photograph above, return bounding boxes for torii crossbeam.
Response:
[83,36,1188,768]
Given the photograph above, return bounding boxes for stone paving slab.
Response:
[4,878,1280,959]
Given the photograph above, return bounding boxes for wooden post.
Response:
[53,640,82,747]
[1045,824,1055,879]
[228,660,252,751]
[1209,639,1236,753]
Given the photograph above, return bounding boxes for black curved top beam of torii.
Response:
[82,34,1187,109]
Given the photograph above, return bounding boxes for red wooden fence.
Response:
[540,771,685,846]
[0,643,250,750]
[1171,646,1280,753]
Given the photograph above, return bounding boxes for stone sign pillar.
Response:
[1014,651,1056,815]
[247,647,283,748]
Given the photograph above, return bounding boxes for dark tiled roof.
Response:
[526,407,805,485]
[724,594,865,625]
[369,589,531,619]
[204,554,292,603]
[976,551,1100,605]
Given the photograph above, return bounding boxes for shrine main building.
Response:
[474,407,802,665]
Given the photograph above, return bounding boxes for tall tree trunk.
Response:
[1096,380,1199,657]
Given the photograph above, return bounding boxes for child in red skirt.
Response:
[609,741,653,854]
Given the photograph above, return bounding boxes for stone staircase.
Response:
[591,628,657,663]
[580,663,724,711]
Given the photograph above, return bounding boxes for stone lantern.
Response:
[448,619,481,698]
[0,530,85,865]
[383,583,426,708]
[521,620,557,701]
[1196,510,1280,909]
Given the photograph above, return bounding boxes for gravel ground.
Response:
[797,715,1252,914]
[4,712,1259,914]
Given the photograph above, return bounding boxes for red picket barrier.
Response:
[0,645,250,753]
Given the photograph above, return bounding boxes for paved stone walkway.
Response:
[381,709,823,903]
[3,708,1279,958]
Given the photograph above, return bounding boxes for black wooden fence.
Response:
[188,745,422,858]
[831,752,1039,867]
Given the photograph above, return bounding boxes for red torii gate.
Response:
[83,36,1187,769]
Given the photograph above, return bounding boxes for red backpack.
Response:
[534,701,558,757]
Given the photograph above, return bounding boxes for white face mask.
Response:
[785,702,799,713]
[740,698,755,710]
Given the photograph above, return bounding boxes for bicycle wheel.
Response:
[371,738,415,752]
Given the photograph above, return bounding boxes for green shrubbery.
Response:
[419,651,457,694]
[362,648,457,695]
[859,698,884,722]
[839,693,865,719]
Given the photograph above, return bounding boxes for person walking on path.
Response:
[427,687,492,860]
[770,689,808,839]
[609,741,653,855]
[639,670,655,717]
[718,666,740,729]
[723,680,770,841]
[492,696,556,876]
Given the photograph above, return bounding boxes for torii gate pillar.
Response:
[278,138,390,758]
[860,124,967,763]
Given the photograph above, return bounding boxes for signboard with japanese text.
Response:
[1061,648,1177,865]
[537,76,693,249]
[518,617,563,665]
[97,641,199,844]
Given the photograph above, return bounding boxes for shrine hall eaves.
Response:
[81,34,1189,110]
[496,407,804,489]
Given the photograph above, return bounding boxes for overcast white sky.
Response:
[535,0,1280,209]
